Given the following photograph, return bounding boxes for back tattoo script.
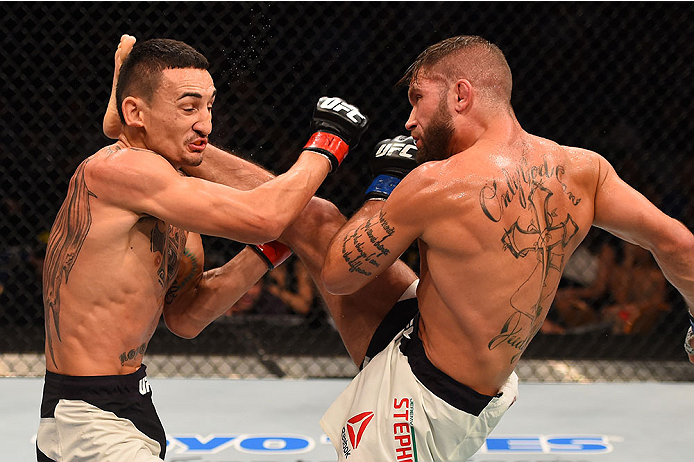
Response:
[479,157,581,363]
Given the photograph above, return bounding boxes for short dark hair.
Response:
[116,38,210,123]
[399,35,512,102]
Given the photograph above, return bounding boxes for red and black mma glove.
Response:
[364,135,418,201]
[303,96,369,173]
[250,241,293,270]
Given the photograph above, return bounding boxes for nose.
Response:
[405,108,416,132]
[194,109,212,136]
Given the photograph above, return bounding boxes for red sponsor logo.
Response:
[346,411,374,449]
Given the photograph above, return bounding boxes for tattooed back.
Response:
[410,133,600,395]
[42,144,193,376]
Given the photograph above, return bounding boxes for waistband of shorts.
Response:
[400,318,496,417]
[43,364,148,398]
[362,298,419,369]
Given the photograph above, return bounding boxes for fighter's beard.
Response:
[416,101,455,164]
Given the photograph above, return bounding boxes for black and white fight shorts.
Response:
[321,294,519,461]
[36,364,166,461]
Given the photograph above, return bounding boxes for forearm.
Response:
[243,151,331,240]
[163,247,268,338]
[183,144,275,190]
[651,220,694,311]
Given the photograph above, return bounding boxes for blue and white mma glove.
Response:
[364,136,418,201]
[685,311,694,355]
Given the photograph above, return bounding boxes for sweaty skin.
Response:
[322,69,694,395]
[100,35,419,369]
[43,36,334,377]
[43,151,194,375]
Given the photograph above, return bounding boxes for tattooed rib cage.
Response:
[43,159,96,369]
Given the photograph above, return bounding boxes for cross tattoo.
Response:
[502,181,579,288]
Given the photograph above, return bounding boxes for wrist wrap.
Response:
[685,327,694,355]
[250,242,292,270]
[365,174,402,200]
[303,131,349,173]
[689,311,694,331]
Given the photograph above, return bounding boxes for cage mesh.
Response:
[1,2,693,381]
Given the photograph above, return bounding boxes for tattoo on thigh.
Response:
[43,159,96,369]
[119,342,148,365]
[341,210,395,276]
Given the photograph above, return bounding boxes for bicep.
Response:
[593,156,676,250]
[90,151,270,242]
[323,172,429,294]
[165,233,204,306]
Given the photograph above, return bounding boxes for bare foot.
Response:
[103,34,136,139]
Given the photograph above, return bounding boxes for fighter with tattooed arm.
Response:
[37,36,368,461]
[318,35,694,461]
[94,34,694,462]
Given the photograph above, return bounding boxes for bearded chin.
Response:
[416,108,455,164]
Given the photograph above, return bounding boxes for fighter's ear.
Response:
[453,79,472,113]
[121,96,146,128]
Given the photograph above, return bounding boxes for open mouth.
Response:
[189,139,208,151]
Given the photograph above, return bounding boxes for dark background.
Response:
[1,2,693,373]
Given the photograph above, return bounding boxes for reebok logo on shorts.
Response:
[340,410,374,458]
[347,411,374,449]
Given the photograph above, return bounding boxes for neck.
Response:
[452,106,520,153]
[118,128,150,152]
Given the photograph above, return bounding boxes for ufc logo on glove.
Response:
[319,97,366,124]
[375,140,417,159]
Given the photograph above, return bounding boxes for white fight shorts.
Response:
[321,298,519,461]
[36,364,165,461]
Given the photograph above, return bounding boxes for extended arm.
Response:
[592,153,694,362]
[592,154,694,309]
[89,147,331,243]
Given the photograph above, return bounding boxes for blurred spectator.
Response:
[265,259,315,316]
[218,258,335,331]
[601,242,670,334]
[545,235,613,333]
[221,275,290,317]
[547,238,670,335]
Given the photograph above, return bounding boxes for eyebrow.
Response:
[177,89,217,101]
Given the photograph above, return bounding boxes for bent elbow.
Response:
[235,210,285,244]
[258,217,285,243]
[163,313,200,340]
[321,266,355,296]
[654,219,694,259]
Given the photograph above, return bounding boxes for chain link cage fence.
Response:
[1,2,693,382]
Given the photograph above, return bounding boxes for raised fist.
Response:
[365,135,418,201]
[303,97,369,172]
